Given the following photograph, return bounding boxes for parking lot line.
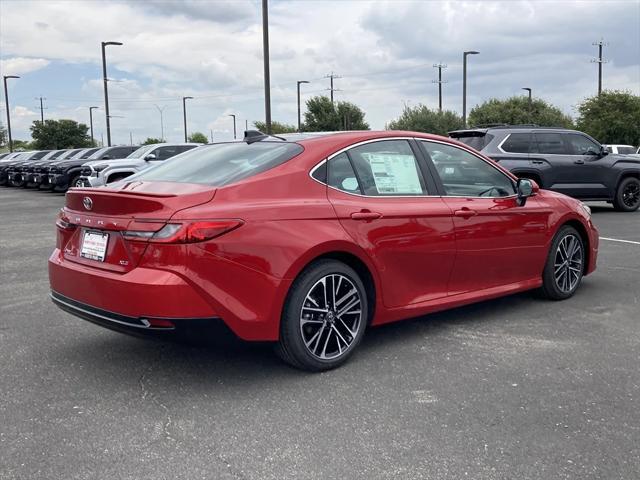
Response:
[600,236,640,245]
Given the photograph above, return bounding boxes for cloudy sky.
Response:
[0,0,638,145]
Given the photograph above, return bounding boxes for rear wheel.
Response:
[613,177,640,212]
[276,260,368,371]
[540,225,585,300]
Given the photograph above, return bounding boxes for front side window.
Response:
[107,147,136,159]
[154,146,183,160]
[565,133,600,155]
[534,133,569,154]
[421,141,515,197]
[501,133,533,153]
[346,140,427,196]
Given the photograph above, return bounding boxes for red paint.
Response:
[49,131,598,341]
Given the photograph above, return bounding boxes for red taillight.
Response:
[123,220,243,244]
[55,209,76,230]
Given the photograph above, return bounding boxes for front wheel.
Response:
[276,260,368,371]
[613,177,640,212]
[540,226,585,300]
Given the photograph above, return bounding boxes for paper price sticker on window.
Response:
[362,153,423,194]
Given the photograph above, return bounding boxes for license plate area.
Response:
[80,230,109,262]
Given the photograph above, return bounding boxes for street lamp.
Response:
[262,0,272,134]
[462,50,479,127]
[154,105,166,140]
[89,106,99,145]
[182,96,193,142]
[228,114,237,140]
[3,75,19,152]
[101,41,123,147]
[522,87,532,104]
[297,80,310,132]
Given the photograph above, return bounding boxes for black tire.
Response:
[613,177,640,212]
[275,259,368,372]
[540,225,585,300]
[71,175,85,189]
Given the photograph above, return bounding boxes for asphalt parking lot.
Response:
[0,187,638,480]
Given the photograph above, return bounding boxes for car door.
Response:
[323,139,456,308]
[419,140,550,295]
[562,132,613,198]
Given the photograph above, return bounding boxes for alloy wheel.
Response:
[622,182,640,208]
[553,234,583,293]
[299,274,362,360]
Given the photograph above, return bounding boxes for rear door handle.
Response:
[574,159,585,165]
[454,208,477,219]
[350,211,382,220]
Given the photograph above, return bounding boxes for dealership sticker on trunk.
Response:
[80,230,109,262]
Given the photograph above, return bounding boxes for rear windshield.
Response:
[128,142,304,186]
[450,133,494,151]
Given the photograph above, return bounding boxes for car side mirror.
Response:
[516,178,538,206]
[144,153,156,161]
[598,145,609,158]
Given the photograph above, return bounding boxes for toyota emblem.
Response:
[83,197,93,211]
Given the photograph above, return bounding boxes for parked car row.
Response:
[0,143,201,192]
[448,126,640,212]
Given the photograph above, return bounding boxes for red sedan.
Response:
[49,131,598,371]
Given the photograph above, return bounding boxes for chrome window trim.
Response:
[308,136,519,200]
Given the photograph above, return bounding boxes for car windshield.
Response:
[450,132,494,151]
[128,141,303,186]
[126,144,157,159]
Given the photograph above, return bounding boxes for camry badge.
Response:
[83,197,93,211]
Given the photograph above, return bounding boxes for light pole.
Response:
[3,75,20,152]
[101,41,123,147]
[228,114,237,139]
[154,105,166,140]
[89,106,98,145]
[522,87,532,124]
[182,96,193,142]
[462,50,479,127]
[262,0,272,134]
[297,80,310,132]
[522,87,532,104]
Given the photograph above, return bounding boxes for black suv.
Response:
[449,125,640,211]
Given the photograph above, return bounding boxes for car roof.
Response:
[449,125,584,135]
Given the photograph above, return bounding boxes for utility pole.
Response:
[325,72,342,103]
[129,132,133,146]
[245,119,248,131]
[591,39,608,96]
[101,41,123,147]
[262,0,272,134]
[3,75,20,152]
[228,114,237,139]
[89,106,98,145]
[462,50,480,127]
[154,104,166,140]
[432,63,447,112]
[210,129,213,143]
[297,80,310,132]
[36,96,46,123]
[182,96,193,142]
[100,133,104,147]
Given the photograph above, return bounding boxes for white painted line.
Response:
[600,237,640,245]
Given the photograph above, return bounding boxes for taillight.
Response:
[123,220,243,244]
[55,209,76,230]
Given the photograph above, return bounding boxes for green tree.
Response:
[11,140,33,151]
[142,137,165,145]
[303,96,370,131]
[187,132,209,143]
[253,121,297,134]
[468,96,574,129]
[576,90,640,145]
[0,121,7,148]
[30,119,93,149]
[386,105,464,136]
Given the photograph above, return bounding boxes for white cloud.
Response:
[0,57,50,76]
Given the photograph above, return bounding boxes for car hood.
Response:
[81,158,142,168]
[610,153,640,163]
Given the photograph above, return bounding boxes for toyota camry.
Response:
[49,130,598,371]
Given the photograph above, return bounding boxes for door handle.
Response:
[350,211,382,220]
[454,208,477,219]
[574,159,585,165]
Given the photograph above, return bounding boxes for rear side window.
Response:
[451,133,494,151]
[346,140,427,196]
[80,148,100,159]
[106,147,136,159]
[501,133,533,153]
[534,133,568,154]
[328,153,360,194]
[130,142,303,186]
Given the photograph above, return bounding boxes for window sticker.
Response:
[361,153,423,194]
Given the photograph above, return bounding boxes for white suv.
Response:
[78,143,202,187]
[603,144,638,155]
